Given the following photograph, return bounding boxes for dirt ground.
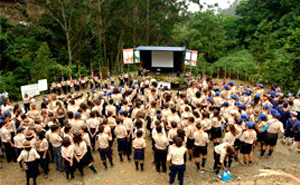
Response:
[1,136,300,185]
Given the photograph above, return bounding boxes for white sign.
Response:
[38,79,48,91]
[157,81,171,90]
[21,84,40,98]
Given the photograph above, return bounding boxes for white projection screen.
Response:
[152,51,174,68]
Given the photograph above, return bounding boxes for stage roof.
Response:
[135,46,185,52]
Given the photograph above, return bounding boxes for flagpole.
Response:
[196,59,199,82]
[225,66,227,80]
[217,67,220,84]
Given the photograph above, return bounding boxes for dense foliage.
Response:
[1,0,300,100]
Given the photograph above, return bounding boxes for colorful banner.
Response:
[190,50,198,66]
[185,50,192,65]
[123,49,134,64]
[134,50,140,63]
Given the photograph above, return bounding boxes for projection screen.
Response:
[151,51,174,68]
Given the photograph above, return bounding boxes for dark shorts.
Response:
[26,161,39,178]
[134,149,144,160]
[295,133,300,141]
[186,138,195,149]
[257,132,265,142]
[99,147,111,161]
[86,147,94,162]
[194,145,208,157]
[234,139,241,150]
[264,133,278,146]
[240,143,253,154]
[77,151,92,167]
[211,127,222,139]
[284,129,295,138]
[117,138,127,152]
[215,107,221,112]
[213,151,221,169]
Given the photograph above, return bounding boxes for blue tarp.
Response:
[135,46,185,52]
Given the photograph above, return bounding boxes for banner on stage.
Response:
[185,50,192,65]
[123,49,134,64]
[190,50,198,66]
[38,79,48,91]
[21,84,40,98]
[134,50,140,63]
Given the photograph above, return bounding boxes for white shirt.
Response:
[240,130,257,144]
[86,118,100,130]
[14,134,25,148]
[114,125,127,139]
[123,117,133,132]
[0,127,11,143]
[194,131,209,146]
[74,141,87,156]
[267,119,284,134]
[153,134,169,150]
[92,105,103,116]
[223,132,236,146]
[82,133,91,147]
[17,148,40,162]
[67,105,79,114]
[168,128,178,142]
[49,133,62,147]
[37,138,49,152]
[200,119,212,131]
[293,99,300,112]
[62,144,75,159]
[73,120,84,132]
[215,142,231,163]
[96,133,112,149]
[152,127,166,138]
[167,146,187,165]
[132,138,146,149]
[185,124,196,139]
[106,105,116,116]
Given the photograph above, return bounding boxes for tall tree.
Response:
[173,11,227,63]
[41,0,92,66]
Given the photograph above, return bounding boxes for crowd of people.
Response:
[1,73,300,185]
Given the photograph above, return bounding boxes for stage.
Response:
[135,46,185,73]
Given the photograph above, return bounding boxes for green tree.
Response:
[40,0,93,66]
[31,42,56,81]
[173,11,227,63]
[249,20,279,74]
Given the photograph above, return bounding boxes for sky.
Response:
[188,0,236,12]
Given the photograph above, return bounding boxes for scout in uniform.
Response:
[240,122,257,164]
[96,125,114,169]
[194,124,209,173]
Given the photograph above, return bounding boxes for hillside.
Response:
[0,0,43,23]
